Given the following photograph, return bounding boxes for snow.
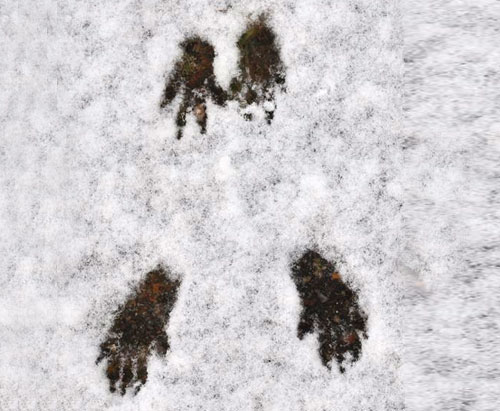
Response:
[0,0,497,410]
[399,1,500,410]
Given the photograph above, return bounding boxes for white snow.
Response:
[399,1,500,410]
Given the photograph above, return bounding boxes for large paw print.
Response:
[96,268,181,395]
[291,250,368,371]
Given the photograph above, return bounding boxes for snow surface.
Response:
[0,0,497,410]
[399,1,500,410]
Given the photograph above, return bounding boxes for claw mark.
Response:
[97,267,181,395]
[160,37,227,140]
[291,250,367,371]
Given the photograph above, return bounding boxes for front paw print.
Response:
[96,267,181,395]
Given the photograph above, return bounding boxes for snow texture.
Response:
[399,1,500,410]
[0,0,497,410]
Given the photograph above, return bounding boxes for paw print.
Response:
[291,250,367,371]
[96,268,181,395]
[230,15,286,123]
[160,38,227,140]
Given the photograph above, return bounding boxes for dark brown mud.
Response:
[96,267,181,395]
[230,15,286,123]
[160,37,227,139]
[291,250,367,371]
[161,16,286,136]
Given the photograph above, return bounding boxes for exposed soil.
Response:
[230,15,286,123]
[160,16,286,137]
[96,267,181,395]
[160,37,227,139]
[291,250,368,371]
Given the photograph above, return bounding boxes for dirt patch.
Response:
[230,15,286,123]
[96,267,181,395]
[291,250,368,371]
[160,37,227,139]
[161,16,286,136]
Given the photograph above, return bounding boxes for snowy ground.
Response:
[400,1,500,410]
[0,0,498,410]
